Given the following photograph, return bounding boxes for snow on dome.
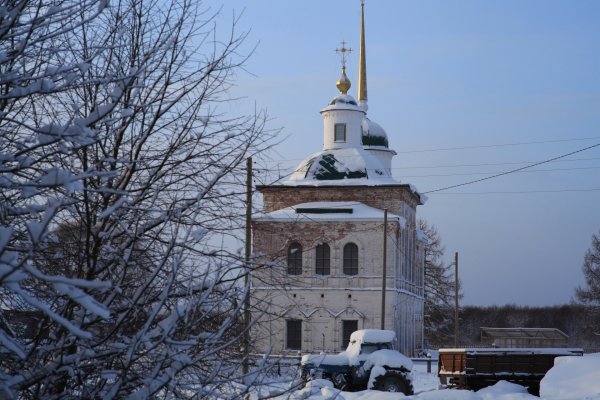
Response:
[362,117,389,148]
[327,93,358,106]
[284,147,398,186]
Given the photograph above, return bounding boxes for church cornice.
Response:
[256,183,425,205]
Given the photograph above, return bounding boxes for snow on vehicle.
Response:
[300,329,414,394]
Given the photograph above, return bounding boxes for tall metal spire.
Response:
[358,0,368,110]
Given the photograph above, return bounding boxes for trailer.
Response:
[438,347,583,395]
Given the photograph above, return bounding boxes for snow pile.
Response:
[415,389,481,399]
[413,381,536,399]
[285,381,536,400]
[477,381,531,399]
[540,353,600,400]
[293,379,342,400]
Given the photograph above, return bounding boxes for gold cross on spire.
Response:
[335,41,352,69]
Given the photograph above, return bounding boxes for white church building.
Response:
[251,2,427,357]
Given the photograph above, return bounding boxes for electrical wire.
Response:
[422,142,600,194]
[256,135,600,164]
[402,165,600,179]
[394,156,600,170]
[395,136,600,154]
[428,188,600,195]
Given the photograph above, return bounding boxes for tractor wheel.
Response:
[330,372,351,391]
[372,371,414,395]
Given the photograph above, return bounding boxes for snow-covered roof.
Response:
[283,147,398,186]
[254,201,406,227]
[480,327,568,340]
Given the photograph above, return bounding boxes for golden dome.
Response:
[336,66,351,94]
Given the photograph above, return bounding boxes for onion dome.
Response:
[336,66,351,94]
[362,117,389,148]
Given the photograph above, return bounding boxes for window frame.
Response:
[286,319,302,350]
[334,123,346,142]
[315,243,330,275]
[287,242,303,275]
[343,242,359,276]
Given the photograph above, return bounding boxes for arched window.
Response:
[287,242,303,275]
[343,243,358,275]
[315,243,330,275]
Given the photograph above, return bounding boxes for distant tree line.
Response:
[422,230,600,353]
[426,304,600,352]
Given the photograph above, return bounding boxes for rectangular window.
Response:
[287,243,303,275]
[287,319,302,350]
[342,320,358,350]
[343,243,359,275]
[315,243,330,275]
[334,123,346,142]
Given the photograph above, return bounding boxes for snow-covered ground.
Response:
[256,353,600,400]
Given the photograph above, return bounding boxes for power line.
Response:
[394,156,600,170]
[402,165,600,179]
[257,136,600,163]
[428,188,600,195]
[253,164,600,181]
[394,136,600,154]
[422,142,600,194]
[251,156,600,176]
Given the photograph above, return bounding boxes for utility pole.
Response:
[454,251,459,348]
[242,157,252,377]
[381,208,388,330]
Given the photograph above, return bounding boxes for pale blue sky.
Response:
[218,1,600,306]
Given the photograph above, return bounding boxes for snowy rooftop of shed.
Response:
[254,201,406,227]
[481,327,569,340]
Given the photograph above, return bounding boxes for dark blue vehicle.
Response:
[300,329,413,394]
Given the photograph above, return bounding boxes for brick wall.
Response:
[257,185,422,222]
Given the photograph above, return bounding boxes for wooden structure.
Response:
[438,347,583,395]
[480,327,569,348]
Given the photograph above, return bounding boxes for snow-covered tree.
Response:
[576,231,600,305]
[0,0,273,397]
[418,219,461,345]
